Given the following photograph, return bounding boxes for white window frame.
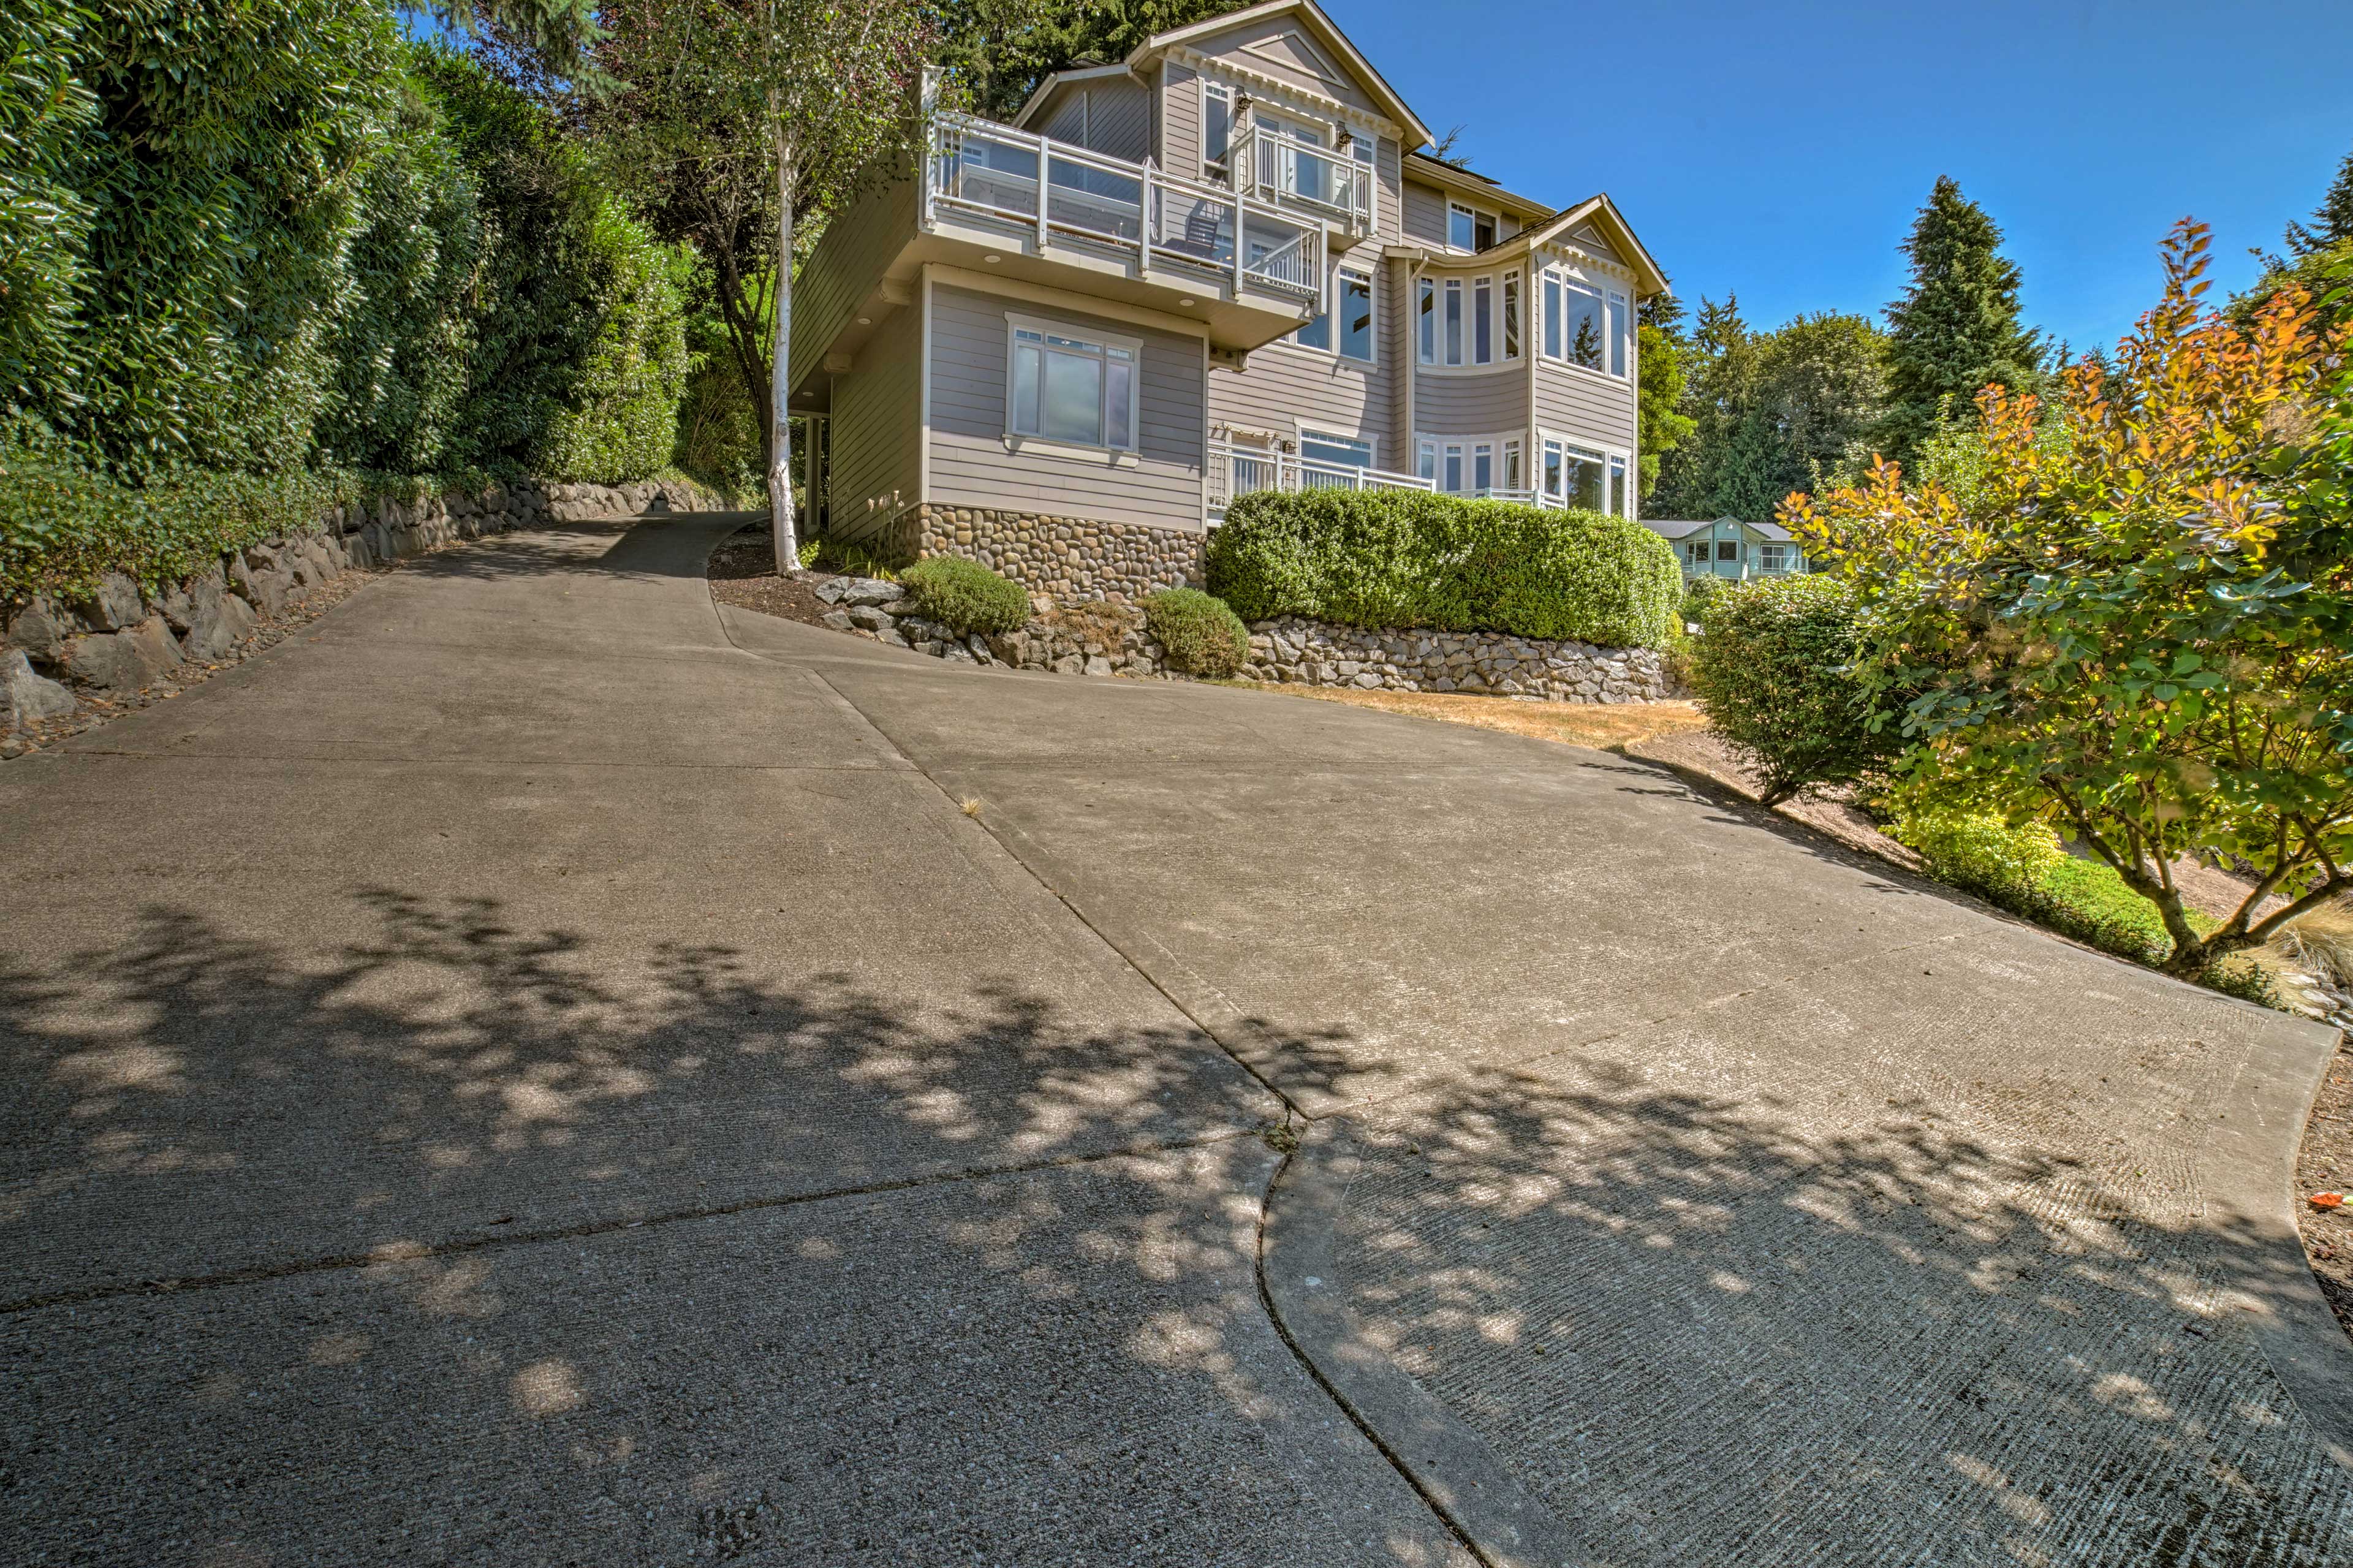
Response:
[1298,425,1377,469]
[1502,268,1522,362]
[1473,275,1493,365]
[1004,312,1142,454]
[1447,200,1498,253]
[1760,542,1791,573]
[1537,431,1625,512]
[1538,264,1632,382]
[1417,276,1436,364]
[1335,265,1374,364]
[1201,80,1233,178]
[1418,431,1528,496]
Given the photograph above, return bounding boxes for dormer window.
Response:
[1449,202,1496,252]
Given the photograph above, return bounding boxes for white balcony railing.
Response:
[927,113,1325,311]
[1208,441,1436,517]
[1247,130,1372,233]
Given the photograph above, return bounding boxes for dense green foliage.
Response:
[1206,490,1683,650]
[938,0,1249,120]
[1143,588,1249,677]
[1877,176,2045,464]
[1686,574,1898,806]
[1,15,691,599]
[1650,298,1890,523]
[901,555,1030,634]
[1634,324,1692,499]
[1788,221,2353,975]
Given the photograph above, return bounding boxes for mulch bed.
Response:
[2300,1043,2353,1339]
[705,525,838,627]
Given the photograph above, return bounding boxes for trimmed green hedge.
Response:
[901,555,1029,635]
[1204,488,1682,649]
[1143,588,1249,677]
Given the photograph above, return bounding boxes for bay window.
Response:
[1540,437,1607,509]
[1503,270,1521,360]
[1474,277,1491,363]
[1008,317,1138,450]
[1472,442,1493,491]
[1444,278,1463,364]
[1418,277,1435,362]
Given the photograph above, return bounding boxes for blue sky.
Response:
[1333,0,2353,355]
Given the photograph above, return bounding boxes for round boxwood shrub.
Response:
[1687,573,1900,806]
[900,554,1029,635]
[1204,488,1683,649]
[1144,587,1250,677]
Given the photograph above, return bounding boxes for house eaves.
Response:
[1510,194,1671,299]
[1124,0,1433,148]
[1401,150,1553,221]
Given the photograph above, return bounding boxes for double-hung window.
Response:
[1008,317,1137,451]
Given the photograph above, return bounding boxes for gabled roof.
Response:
[1513,194,1670,298]
[1403,150,1556,222]
[1126,0,1433,148]
[1009,62,1136,132]
[1640,517,1797,542]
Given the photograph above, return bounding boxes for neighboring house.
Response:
[1639,517,1809,581]
[787,0,1670,597]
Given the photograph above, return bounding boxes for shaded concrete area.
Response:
[721,603,2353,1562]
[6,517,2349,1566]
[0,520,1462,1565]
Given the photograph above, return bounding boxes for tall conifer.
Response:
[1879,176,2042,464]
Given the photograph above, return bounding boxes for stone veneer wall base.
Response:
[884,503,1204,606]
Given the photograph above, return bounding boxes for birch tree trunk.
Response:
[767,107,799,577]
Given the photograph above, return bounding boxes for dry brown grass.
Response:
[2272,902,2353,990]
[1235,682,1710,752]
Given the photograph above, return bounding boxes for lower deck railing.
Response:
[1207,442,1436,517]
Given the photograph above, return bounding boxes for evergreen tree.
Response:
[1877,176,2043,465]
[940,0,1249,120]
[2284,146,2353,257]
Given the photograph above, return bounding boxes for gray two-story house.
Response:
[787,0,1669,599]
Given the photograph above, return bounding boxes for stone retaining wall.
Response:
[812,575,1669,703]
[881,504,1203,605]
[547,476,727,521]
[2,479,684,731]
[1243,616,1670,702]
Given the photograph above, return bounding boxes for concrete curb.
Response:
[1260,1119,1600,1568]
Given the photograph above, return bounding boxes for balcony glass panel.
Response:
[1047,156,1142,241]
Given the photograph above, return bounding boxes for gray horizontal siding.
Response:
[1412,369,1527,436]
[1403,180,1447,246]
[1162,62,1201,176]
[1041,89,1085,144]
[1533,362,1638,450]
[926,284,1205,533]
[789,176,916,392]
[1374,136,1402,244]
[828,309,920,543]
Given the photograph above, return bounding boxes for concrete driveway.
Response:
[5,515,2350,1565]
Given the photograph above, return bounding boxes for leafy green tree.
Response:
[1877,175,2044,464]
[593,0,931,572]
[1634,324,1692,499]
[2238,146,2353,335]
[1651,298,1889,520]
[939,0,1245,120]
[1787,221,2353,976]
[2283,146,2353,259]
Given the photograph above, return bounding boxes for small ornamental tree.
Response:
[602,0,930,574]
[1784,221,2353,977]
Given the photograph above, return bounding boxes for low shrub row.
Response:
[1205,489,1683,650]
[1685,574,1901,806]
[1889,806,2276,1006]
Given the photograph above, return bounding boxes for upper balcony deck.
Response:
[923,113,1327,349]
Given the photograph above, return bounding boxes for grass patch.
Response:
[1233,683,1710,752]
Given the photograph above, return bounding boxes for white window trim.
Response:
[1290,262,1376,366]
[1536,263,1634,382]
[1004,311,1143,455]
[1415,430,1530,496]
[1446,199,1498,255]
[1536,428,1634,515]
[1200,78,1233,180]
[1296,423,1379,469]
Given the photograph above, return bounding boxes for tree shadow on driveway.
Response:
[0,890,1464,1567]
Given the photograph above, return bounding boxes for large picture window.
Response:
[1540,268,1631,379]
[1008,317,1138,451]
[1540,437,1608,509]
